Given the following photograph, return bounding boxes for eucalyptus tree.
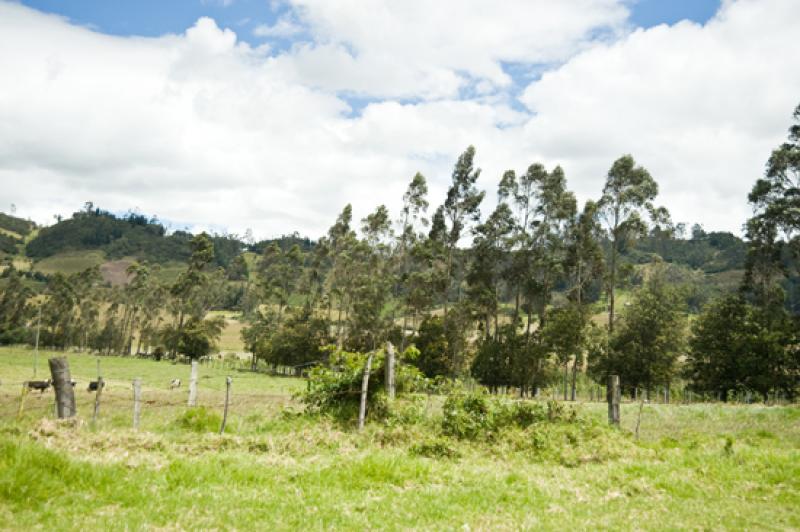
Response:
[499,163,576,331]
[165,233,216,356]
[258,242,305,323]
[564,200,605,307]
[321,204,358,347]
[526,165,576,329]
[744,103,800,315]
[598,155,668,332]
[346,205,393,351]
[395,173,429,348]
[466,202,514,340]
[440,146,485,316]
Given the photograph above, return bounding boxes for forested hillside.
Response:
[1,104,798,403]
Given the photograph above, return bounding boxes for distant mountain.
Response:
[25,208,243,268]
[0,212,35,237]
[0,212,35,255]
[13,207,315,273]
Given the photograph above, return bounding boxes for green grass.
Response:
[33,250,106,276]
[0,346,798,530]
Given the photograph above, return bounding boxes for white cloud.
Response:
[519,0,800,232]
[271,0,630,99]
[0,0,798,241]
[253,16,304,38]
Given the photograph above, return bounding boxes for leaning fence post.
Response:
[385,341,396,401]
[358,352,375,431]
[607,374,620,426]
[220,376,232,435]
[49,357,76,418]
[188,359,198,407]
[132,378,142,430]
[92,359,103,425]
[17,383,29,420]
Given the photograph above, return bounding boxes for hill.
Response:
[0,212,35,256]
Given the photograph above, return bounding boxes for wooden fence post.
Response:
[92,358,103,425]
[188,359,198,407]
[92,377,104,424]
[17,383,29,420]
[358,352,375,431]
[607,374,620,427]
[48,357,76,418]
[385,341,396,401]
[220,376,232,435]
[133,378,142,430]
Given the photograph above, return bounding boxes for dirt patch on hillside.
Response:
[101,260,134,286]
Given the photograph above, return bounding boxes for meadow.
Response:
[0,346,798,530]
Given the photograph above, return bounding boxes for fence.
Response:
[0,360,297,433]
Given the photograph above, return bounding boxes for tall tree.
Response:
[440,146,485,316]
[395,173,429,350]
[598,155,666,332]
[744,102,800,314]
[466,203,514,340]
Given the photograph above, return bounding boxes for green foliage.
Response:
[591,264,687,394]
[413,316,450,377]
[0,211,35,236]
[441,391,567,440]
[301,349,425,421]
[260,307,330,369]
[0,232,22,254]
[174,407,223,433]
[687,295,799,400]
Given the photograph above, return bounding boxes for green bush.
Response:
[301,348,427,422]
[174,407,223,433]
[442,392,575,440]
[441,392,493,439]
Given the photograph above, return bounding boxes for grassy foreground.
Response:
[0,347,799,530]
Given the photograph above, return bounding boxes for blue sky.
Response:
[21,0,720,42]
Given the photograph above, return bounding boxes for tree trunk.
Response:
[570,356,579,401]
[48,357,76,418]
[385,342,396,401]
[358,352,375,431]
[607,374,620,426]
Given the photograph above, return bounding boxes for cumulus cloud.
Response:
[271,0,630,99]
[0,0,798,239]
[519,0,800,232]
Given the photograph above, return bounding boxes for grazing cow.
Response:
[87,380,105,392]
[70,379,77,387]
[26,380,51,393]
[170,378,181,389]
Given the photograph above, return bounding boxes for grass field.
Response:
[0,346,798,530]
[32,250,107,276]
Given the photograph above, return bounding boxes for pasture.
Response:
[0,346,798,530]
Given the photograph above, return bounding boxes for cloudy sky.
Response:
[1,0,798,239]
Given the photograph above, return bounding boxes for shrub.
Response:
[174,407,222,433]
[441,392,577,440]
[301,349,427,422]
[441,392,493,439]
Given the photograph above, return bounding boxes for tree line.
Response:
[1,104,799,401]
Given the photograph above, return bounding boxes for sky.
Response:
[1,0,798,239]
